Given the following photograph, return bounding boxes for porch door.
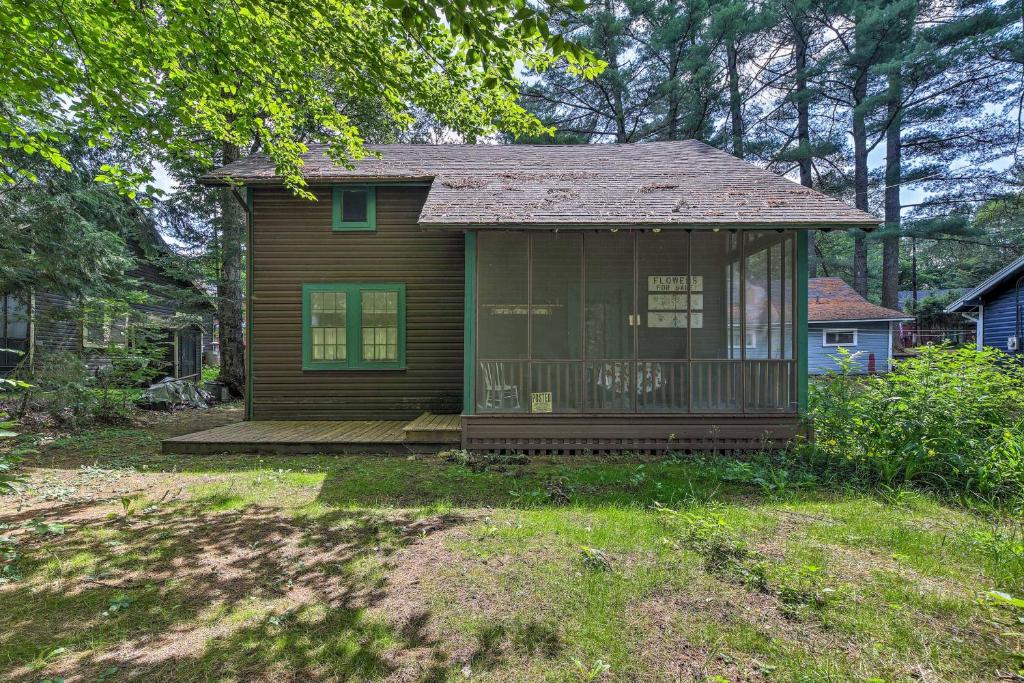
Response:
[636,232,690,412]
[176,328,202,380]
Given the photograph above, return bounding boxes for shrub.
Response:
[803,345,1024,506]
[1,374,32,494]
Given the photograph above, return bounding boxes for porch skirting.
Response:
[461,414,803,454]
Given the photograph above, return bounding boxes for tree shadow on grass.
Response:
[0,495,468,682]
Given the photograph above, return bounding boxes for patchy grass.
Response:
[1,410,1022,681]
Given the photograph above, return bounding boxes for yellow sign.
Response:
[531,392,553,413]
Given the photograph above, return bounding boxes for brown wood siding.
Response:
[33,291,80,355]
[250,186,464,420]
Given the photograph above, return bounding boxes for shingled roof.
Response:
[200,141,879,229]
[809,278,912,323]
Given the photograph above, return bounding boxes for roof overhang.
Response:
[418,220,878,231]
[944,254,1024,313]
[809,317,914,324]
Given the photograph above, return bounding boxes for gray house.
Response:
[944,254,1024,356]
[1,230,212,380]
[808,278,911,374]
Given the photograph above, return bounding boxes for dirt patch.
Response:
[633,576,851,681]
[369,520,485,680]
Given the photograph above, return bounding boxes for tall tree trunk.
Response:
[216,141,246,397]
[881,74,902,309]
[793,21,816,275]
[727,40,744,158]
[601,0,629,143]
[851,65,870,296]
[793,25,812,187]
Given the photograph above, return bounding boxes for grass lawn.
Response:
[1,406,1022,682]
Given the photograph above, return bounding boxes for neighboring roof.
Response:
[897,287,963,306]
[200,142,879,229]
[809,278,913,323]
[945,254,1024,312]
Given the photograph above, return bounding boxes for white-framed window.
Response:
[82,301,130,349]
[730,326,760,350]
[823,328,857,347]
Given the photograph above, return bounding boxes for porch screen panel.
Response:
[743,231,796,411]
[637,232,689,412]
[474,230,798,416]
[531,233,583,412]
[584,232,635,412]
[690,232,741,412]
[477,232,529,412]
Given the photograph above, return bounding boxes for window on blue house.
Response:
[823,329,857,346]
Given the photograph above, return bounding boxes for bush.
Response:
[1,375,33,493]
[802,345,1024,506]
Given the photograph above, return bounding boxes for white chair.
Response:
[481,361,520,410]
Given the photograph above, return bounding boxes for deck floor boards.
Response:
[162,414,462,454]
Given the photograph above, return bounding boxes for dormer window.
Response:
[332,186,376,231]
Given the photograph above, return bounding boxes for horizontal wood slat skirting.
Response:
[461,414,803,454]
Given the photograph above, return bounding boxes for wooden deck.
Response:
[162,413,461,455]
[402,412,461,444]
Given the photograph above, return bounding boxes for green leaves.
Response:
[806,345,1024,507]
[0,0,597,195]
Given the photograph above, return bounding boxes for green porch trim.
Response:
[796,230,809,413]
[331,186,376,231]
[301,282,406,371]
[245,185,254,420]
[462,231,476,416]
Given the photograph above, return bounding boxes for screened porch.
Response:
[471,230,798,416]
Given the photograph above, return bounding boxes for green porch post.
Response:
[796,230,809,413]
[463,231,476,415]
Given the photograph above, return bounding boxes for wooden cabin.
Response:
[196,142,878,453]
[1,230,212,381]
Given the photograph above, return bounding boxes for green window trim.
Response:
[332,186,376,231]
[302,282,406,371]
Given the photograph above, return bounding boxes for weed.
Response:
[120,493,144,517]
[771,564,841,619]
[544,475,576,505]
[0,535,20,584]
[27,520,65,536]
[804,345,1024,507]
[579,546,612,572]
[103,594,134,617]
[628,465,648,488]
[573,657,611,681]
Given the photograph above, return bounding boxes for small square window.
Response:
[342,190,368,223]
[332,186,376,230]
[823,329,856,346]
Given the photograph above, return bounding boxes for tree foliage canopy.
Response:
[1,0,603,196]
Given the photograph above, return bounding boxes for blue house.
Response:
[945,254,1024,355]
[808,278,912,374]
